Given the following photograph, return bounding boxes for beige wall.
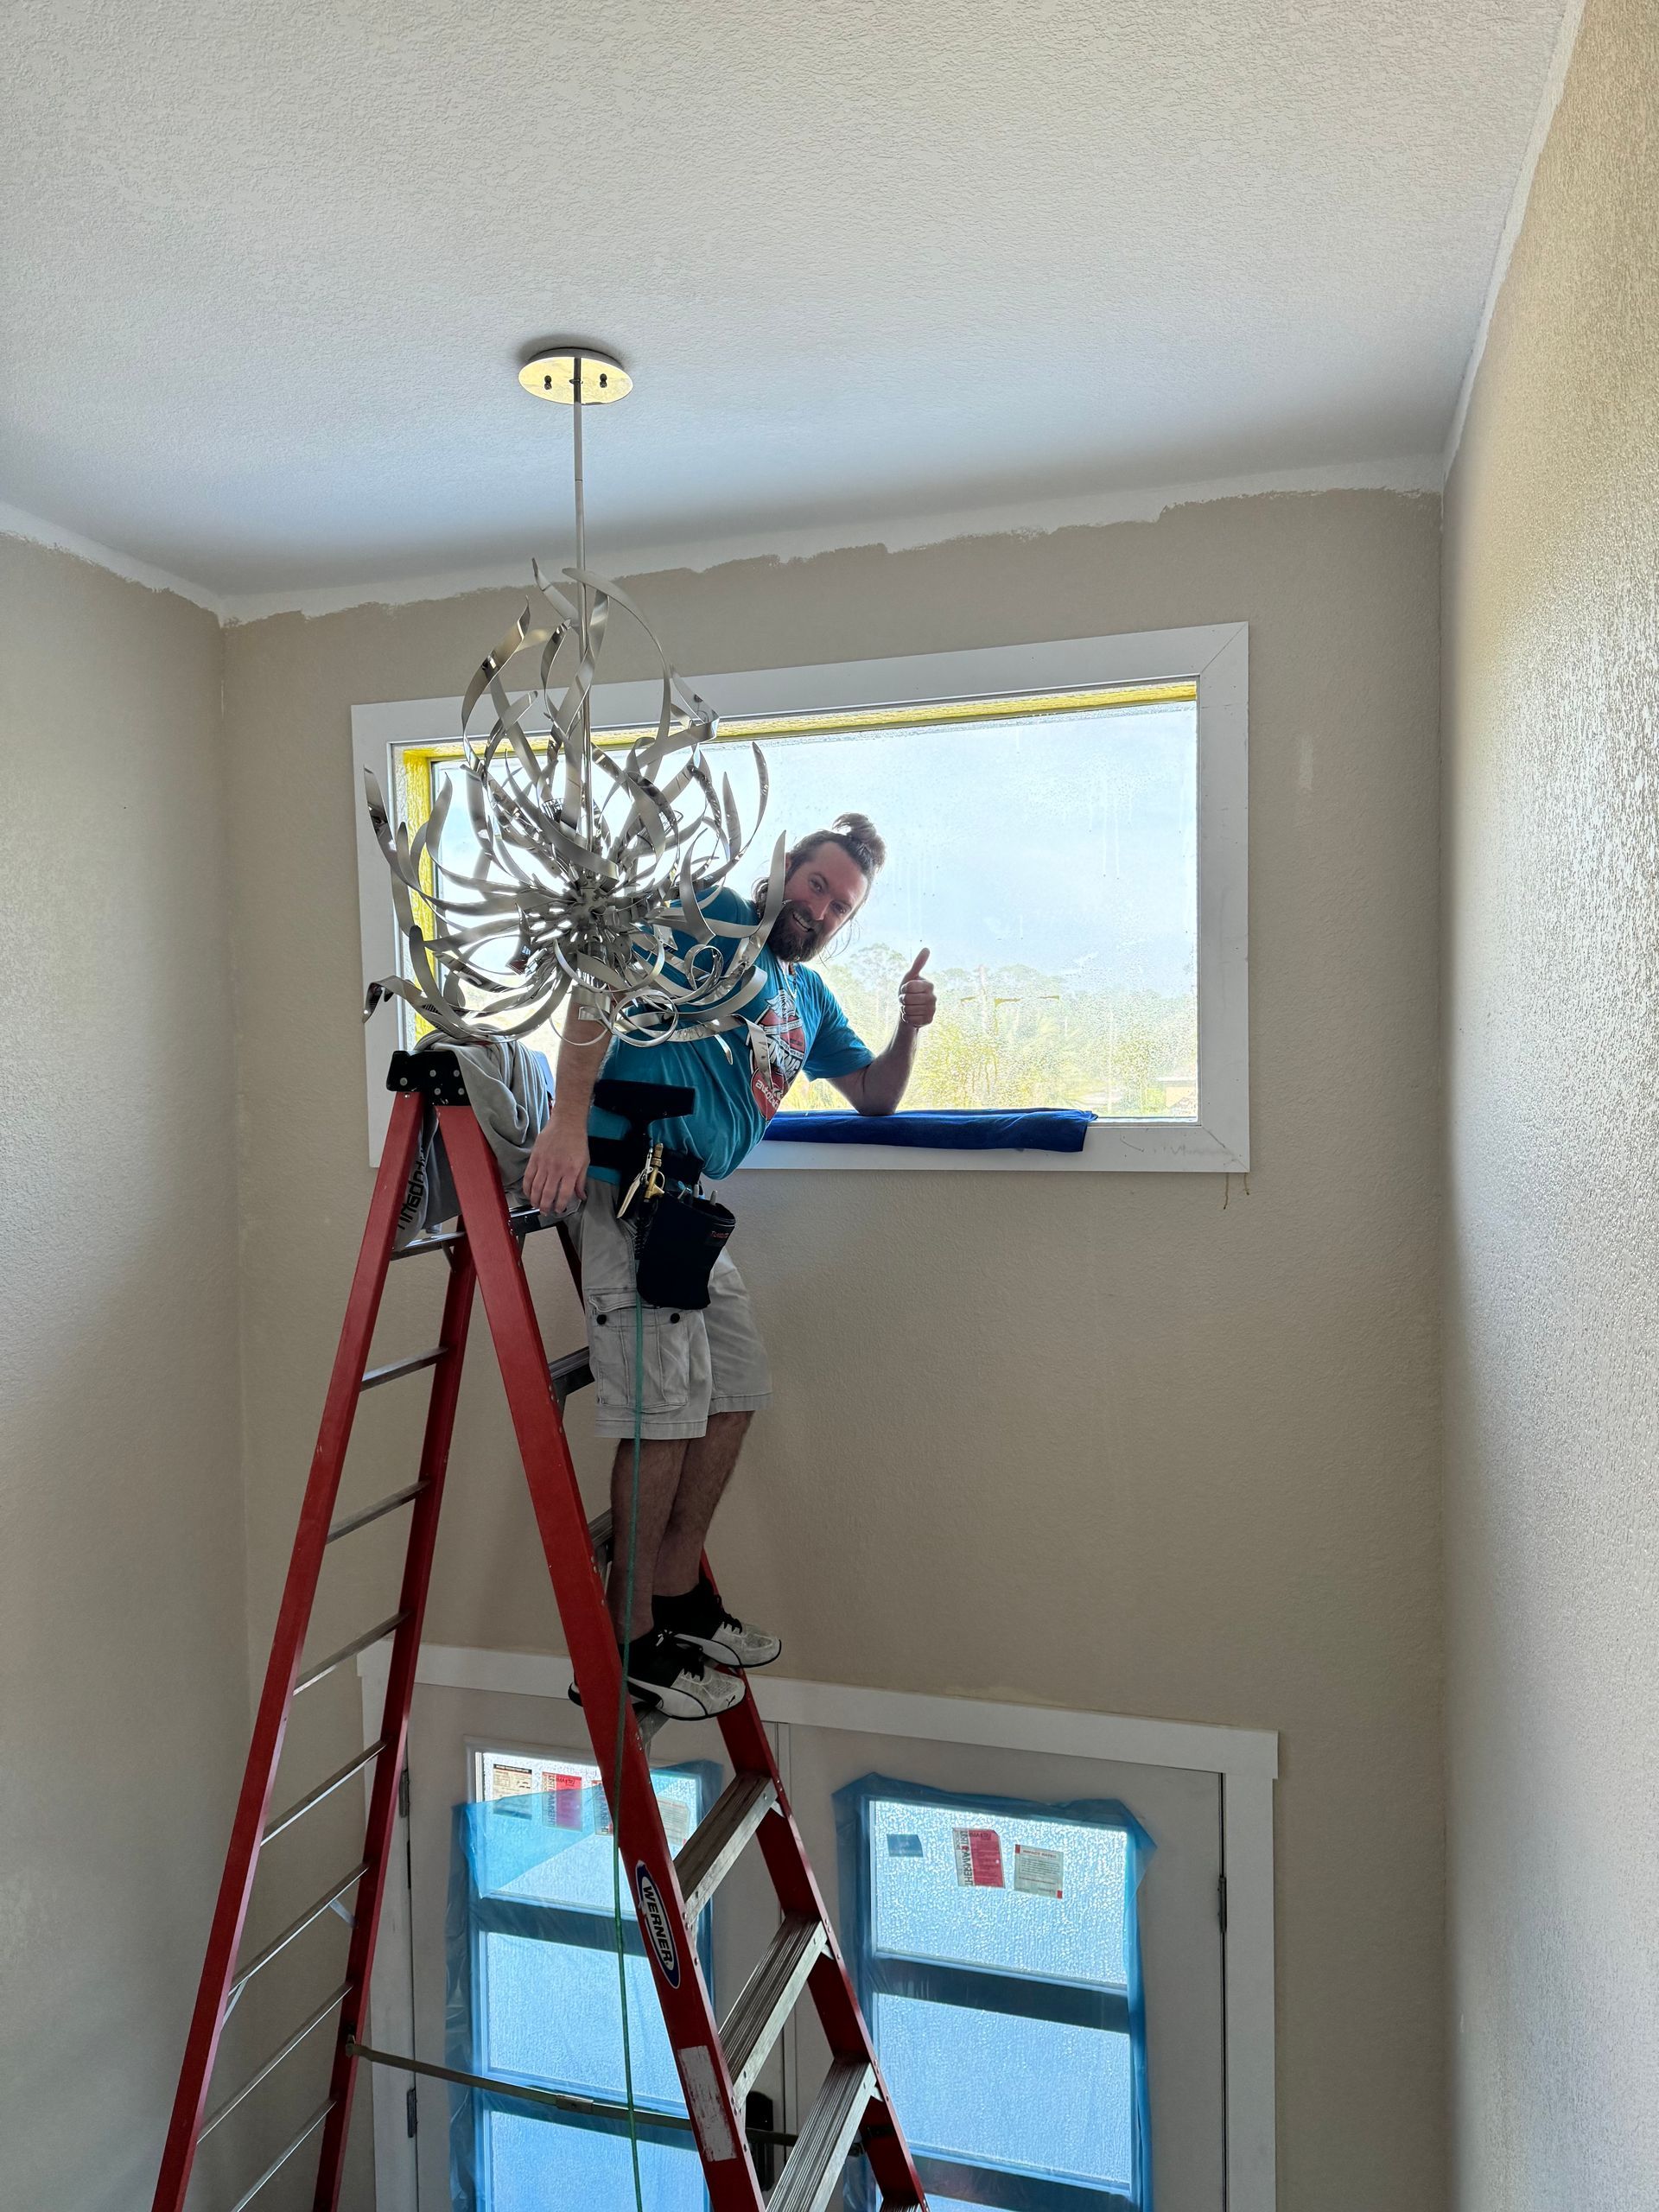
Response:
[1442,1,1659,2205]
[0,540,247,2204]
[224,484,1445,2212]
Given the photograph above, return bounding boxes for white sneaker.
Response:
[567,1633,745,1723]
[673,1606,782,1672]
[628,1637,745,1721]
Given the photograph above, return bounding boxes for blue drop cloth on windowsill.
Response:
[761,1109,1096,1154]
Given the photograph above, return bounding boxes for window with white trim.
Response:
[353,624,1248,1171]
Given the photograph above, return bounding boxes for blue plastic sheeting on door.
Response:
[836,1774,1155,2212]
[444,1768,718,2211]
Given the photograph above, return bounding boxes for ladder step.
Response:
[327,1482,428,1542]
[226,1863,368,2001]
[225,2094,338,2212]
[263,1739,388,1845]
[294,1611,409,1695]
[675,1770,778,1920]
[721,1913,829,2104]
[550,1346,594,1405]
[197,1980,352,2142]
[769,2060,876,2212]
[360,1345,448,1390]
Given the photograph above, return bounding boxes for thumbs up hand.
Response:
[899,948,937,1029]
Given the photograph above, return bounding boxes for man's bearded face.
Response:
[766,899,827,962]
[764,845,870,963]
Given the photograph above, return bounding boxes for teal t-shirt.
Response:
[594,890,874,1179]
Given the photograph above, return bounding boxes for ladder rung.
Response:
[390,1209,549,1262]
[390,1227,467,1262]
[197,1980,352,2141]
[360,1345,447,1390]
[676,1771,778,1920]
[295,1611,409,1695]
[588,1509,613,1568]
[550,1347,594,1404]
[327,1482,428,1542]
[225,2094,338,2212]
[226,1863,369,2000]
[348,2034,698,2133]
[346,2033,810,2152]
[769,2059,876,2212]
[263,1740,389,1845]
[721,1914,829,2103]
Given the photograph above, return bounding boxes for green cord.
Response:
[607,1277,648,2212]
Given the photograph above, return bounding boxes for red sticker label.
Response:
[953,1826,1006,1887]
[547,1772,586,1829]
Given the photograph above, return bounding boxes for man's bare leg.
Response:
[606,1437,687,1641]
[654,1410,753,1598]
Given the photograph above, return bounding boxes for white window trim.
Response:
[359,1644,1277,2212]
[350,622,1249,1173]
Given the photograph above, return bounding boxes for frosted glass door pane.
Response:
[869,1798,1128,1987]
[480,1934,685,2111]
[874,1992,1132,2190]
[484,2109,703,2212]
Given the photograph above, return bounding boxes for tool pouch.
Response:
[631,1185,735,1312]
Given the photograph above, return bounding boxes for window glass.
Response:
[410,688,1198,1117]
[869,1796,1128,1986]
[480,1932,684,2109]
[483,2108,703,2212]
[474,1751,699,1911]
[841,1774,1151,2209]
[770,702,1198,1117]
[874,1992,1134,2191]
[464,1750,710,2210]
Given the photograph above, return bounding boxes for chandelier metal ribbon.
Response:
[362,349,783,1054]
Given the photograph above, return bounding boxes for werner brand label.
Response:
[633,1865,681,1987]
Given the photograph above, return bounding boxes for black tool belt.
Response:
[590,1077,735,1313]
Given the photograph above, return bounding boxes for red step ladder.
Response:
[152,1050,926,2212]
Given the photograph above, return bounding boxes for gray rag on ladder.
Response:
[395,1034,552,1249]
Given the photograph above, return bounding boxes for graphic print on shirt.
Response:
[750,969,807,1118]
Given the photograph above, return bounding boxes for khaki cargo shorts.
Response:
[565,1180,772,1440]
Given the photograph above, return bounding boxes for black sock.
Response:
[621,1626,686,1687]
[653,1577,715,1631]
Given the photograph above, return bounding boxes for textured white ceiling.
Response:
[3,0,1567,597]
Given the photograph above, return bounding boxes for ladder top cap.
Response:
[388,1048,468,1106]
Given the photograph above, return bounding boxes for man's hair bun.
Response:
[829,813,887,874]
[755,812,888,912]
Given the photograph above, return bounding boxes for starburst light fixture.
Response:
[363,346,781,1052]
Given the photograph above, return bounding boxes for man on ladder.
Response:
[524,810,937,1719]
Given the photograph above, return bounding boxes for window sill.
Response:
[737,1112,1247,1174]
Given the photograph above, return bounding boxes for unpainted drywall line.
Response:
[217,458,1443,623]
[1443,0,1589,478]
[0,455,1442,631]
[0,500,223,615]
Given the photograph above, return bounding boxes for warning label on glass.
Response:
[953,1826,1006,1887]
[1013,1843,1065,1898]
